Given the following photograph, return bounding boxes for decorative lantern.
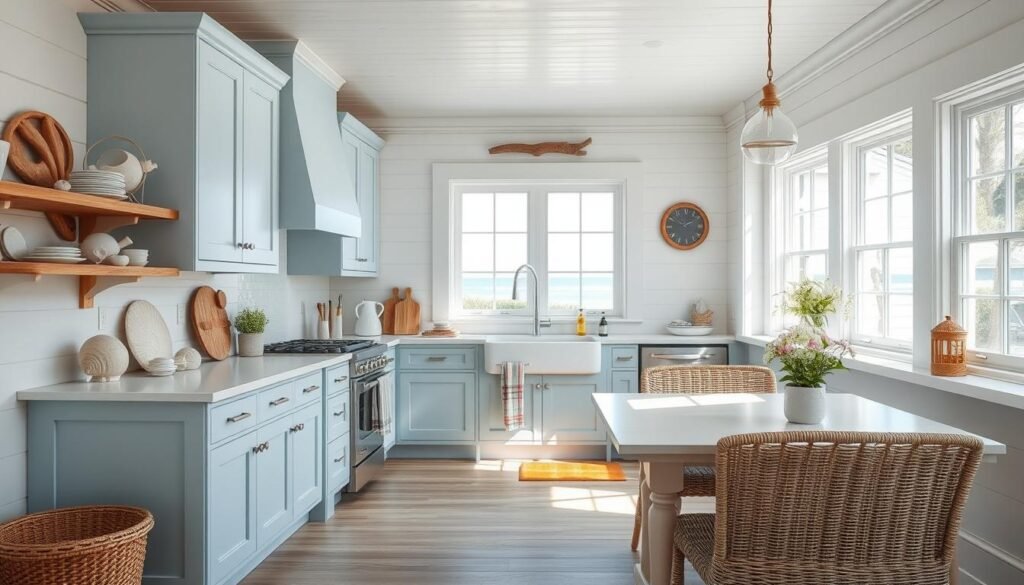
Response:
[931,316,967,377]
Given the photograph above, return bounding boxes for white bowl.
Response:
[665,325,714,336]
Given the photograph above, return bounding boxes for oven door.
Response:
[354,375,385,466]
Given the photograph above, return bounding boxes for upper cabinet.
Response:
[286,114,383,277]
[79,13,288,273]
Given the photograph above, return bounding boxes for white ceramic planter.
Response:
[784,385,826,424]
[238,333,265,357]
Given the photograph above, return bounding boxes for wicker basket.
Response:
[690,309,713,326]
[0,506,154,585]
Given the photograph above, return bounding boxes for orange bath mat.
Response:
[518,461,626,481]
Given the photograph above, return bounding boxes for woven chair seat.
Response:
[680,466,716,497]
[673,513,714,581]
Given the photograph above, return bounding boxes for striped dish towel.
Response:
[501,361,525,431]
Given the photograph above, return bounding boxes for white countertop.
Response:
[376,333,735,345]
[593,393,1006,457]
[17,353,353,403]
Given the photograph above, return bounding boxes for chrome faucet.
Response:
[512,264,548,336]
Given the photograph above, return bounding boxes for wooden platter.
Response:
[190,286,232,360]
[2,111,77,240]
[382,287,400,334]
[393,287,421,335]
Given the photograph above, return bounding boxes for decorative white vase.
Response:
[784,385,826,424]
[78,334,130,382]
[238,333,264,357]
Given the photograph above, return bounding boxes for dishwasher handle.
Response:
[648,353,708,360]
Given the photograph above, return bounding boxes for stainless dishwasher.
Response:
[640,345,729,372]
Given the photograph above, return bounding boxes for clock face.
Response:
[661,203,709,250]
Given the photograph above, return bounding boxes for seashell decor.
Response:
[78,334,130,382]
[175,347,202,371]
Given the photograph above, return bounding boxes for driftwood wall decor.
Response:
[488,137,592,157]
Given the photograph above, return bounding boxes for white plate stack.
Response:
[69,169,127,199]
[22,245,87,264]
[146,357,177,377]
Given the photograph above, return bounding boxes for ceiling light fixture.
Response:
[741,0,798,165]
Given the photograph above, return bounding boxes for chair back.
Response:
[640,365,777,394]
[711,431,983,584]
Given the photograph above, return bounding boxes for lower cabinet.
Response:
[477,372,536,442]
[255,416,292,544]
[608,369,637,394]
[209,431,259,584]
[290,403,322,515]
[539,374,608,443]
[326,434,351,491]
[397,372,476,442]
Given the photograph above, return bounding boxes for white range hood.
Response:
[251,40,361,237]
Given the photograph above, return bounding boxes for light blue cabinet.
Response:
[477,372,536,442]
[209,431,258,585]
[397,372,477,442]
[608,370,637,394]
[80,13,287,274]
[255,417,292,544]
[290,404,322,514]
[539,374,608,443]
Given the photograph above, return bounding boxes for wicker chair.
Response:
[630,365,777,551]
[671,431,983,585]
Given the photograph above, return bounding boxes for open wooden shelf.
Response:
[0,261,180,309]
[0,180,179,237]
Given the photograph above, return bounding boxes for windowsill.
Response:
[450,316,643,325]
[737,334,1024,410]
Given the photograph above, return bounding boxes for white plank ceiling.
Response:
[140,0,887,119]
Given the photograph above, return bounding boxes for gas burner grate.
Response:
[263,339,376,354]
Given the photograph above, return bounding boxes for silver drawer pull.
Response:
[616,356,635,361]
[289,423,305,433]
[334,376,349,383]
[426,356,447,362]
[333,453,346,463]
[226,412,252,423]
[252,441,270,454]
[355,257,368,262]
[303,385,320,394]
[333,409,346,417]
[649,353,706,360]
[269,397,290,406]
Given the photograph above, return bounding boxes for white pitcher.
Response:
[354,300,384,337]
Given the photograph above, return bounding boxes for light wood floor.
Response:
[241,459,705,585]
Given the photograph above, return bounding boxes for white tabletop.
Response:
[594,393,1006,457]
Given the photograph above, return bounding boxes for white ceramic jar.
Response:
[783,385,826,424]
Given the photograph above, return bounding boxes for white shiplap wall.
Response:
[331,118,731,335]
[0,0,331,522]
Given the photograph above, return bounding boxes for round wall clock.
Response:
[660,202,709,250]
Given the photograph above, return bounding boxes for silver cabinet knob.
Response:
[543,383,551,390]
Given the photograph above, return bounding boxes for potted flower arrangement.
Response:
[764,279,853,423]
[234,308,269,357]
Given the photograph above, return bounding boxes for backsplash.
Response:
[331,118,734,335]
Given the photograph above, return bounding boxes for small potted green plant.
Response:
[765,279,853,423]
[234,308,269,357]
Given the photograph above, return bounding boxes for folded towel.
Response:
[501,361,525,431]
[379,371,395,436]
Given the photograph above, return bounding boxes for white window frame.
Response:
[768,146,830,332]
[432,162,644,325]
[948,87,1024,373]
[451,185,623,318]
[845,119,914,353]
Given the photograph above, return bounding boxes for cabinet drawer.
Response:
[398,347,476,370]
[258,383,297,422]
[326,392,350,442]
[294,371,323,407]
[326,434,350,492]
[210,395,260,444]
[609,346,638,368]
[326,364,351,395]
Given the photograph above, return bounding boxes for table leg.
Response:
[639,465,651,578]
[647,490,681,585]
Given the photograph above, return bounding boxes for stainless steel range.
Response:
[264,339,392,491]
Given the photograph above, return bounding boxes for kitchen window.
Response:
[952,93,1024,371]
[452,185,622,318]
[848,126,913,351]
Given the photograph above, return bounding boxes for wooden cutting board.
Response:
[190,286,232,360]
[1,111,77,241]
[393,287,421,335]
[382,287,400,334]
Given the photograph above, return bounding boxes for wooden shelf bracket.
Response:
[79,215,141,239]
[79,275,143,309]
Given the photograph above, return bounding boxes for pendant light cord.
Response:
[759,0,780,109]
[766,0,774,83]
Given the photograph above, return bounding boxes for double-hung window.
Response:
[773,151,830,308]
[849,128,914,349]
[451,184,623,319]
[953,95,1024,369]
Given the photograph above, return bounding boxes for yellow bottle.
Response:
[576,309,586,336]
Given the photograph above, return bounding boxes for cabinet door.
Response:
[241,71,280,267]
[209,430,258,584]
[196,41,244,264]
[255,417,292,545]
[397,372,476,442]
[540,374,607,443]
[478,373,536,442]
[339,132,362,272]
[290,404,322,515]
[354,140,379,272]
[608,370,637,394]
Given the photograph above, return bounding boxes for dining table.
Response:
[593,392,1006,585]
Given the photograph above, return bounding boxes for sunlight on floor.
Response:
[548,486,638,515]
[472,459,525,472]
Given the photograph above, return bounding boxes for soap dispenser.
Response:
[576,309,587,336]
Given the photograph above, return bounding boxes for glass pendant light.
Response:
[741,0,798,165]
